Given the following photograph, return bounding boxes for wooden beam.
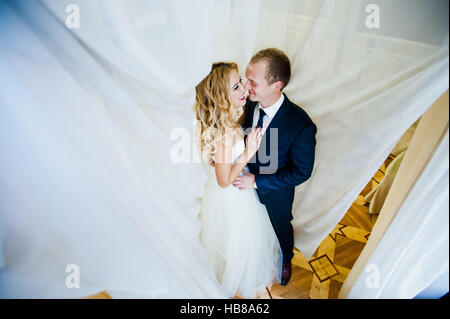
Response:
[338,90,449,298]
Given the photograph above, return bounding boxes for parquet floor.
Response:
[252,154,395,299]
[85,154,395,300]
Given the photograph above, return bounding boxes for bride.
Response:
[194,62,281,298]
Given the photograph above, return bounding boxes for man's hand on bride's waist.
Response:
[232,170,256,191]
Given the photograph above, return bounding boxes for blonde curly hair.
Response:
[194,62,244,163]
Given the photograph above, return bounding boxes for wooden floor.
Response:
[251,154,395,299]
[86,154,395,300]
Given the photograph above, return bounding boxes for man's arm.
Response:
[254,123,317,193]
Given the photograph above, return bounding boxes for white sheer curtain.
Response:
[0,0,448,298]
[347,131,449,298]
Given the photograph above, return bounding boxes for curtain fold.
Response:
[0,0,448,297]
[347,130,449,298]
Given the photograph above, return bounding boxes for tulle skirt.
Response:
[199,171,281,298]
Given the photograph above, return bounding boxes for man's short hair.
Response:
[249,48,291,90]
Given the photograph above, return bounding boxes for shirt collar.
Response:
[258,94,285,120]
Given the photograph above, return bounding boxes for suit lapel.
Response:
[253,94,290,166]
[243,94,290,151]
[261,93,290,140]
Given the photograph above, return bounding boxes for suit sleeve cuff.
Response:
[253,174,260,189]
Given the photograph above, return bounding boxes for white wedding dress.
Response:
[199,136,281,298]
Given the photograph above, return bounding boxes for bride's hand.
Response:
[245,127,263,158]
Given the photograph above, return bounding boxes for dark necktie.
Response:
[256,108,266,129]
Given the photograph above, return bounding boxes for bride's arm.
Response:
[214,128,261,188]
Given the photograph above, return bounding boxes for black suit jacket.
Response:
[243,93,317,195]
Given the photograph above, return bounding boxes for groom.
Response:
[232,48,317,286]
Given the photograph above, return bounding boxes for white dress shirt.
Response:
[251,94,285,135]
[250,94,284,189]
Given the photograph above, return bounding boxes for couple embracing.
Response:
[195,48,317,298]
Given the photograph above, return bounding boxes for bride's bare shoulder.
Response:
[217,127,241,142]
[214,127,242,155]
